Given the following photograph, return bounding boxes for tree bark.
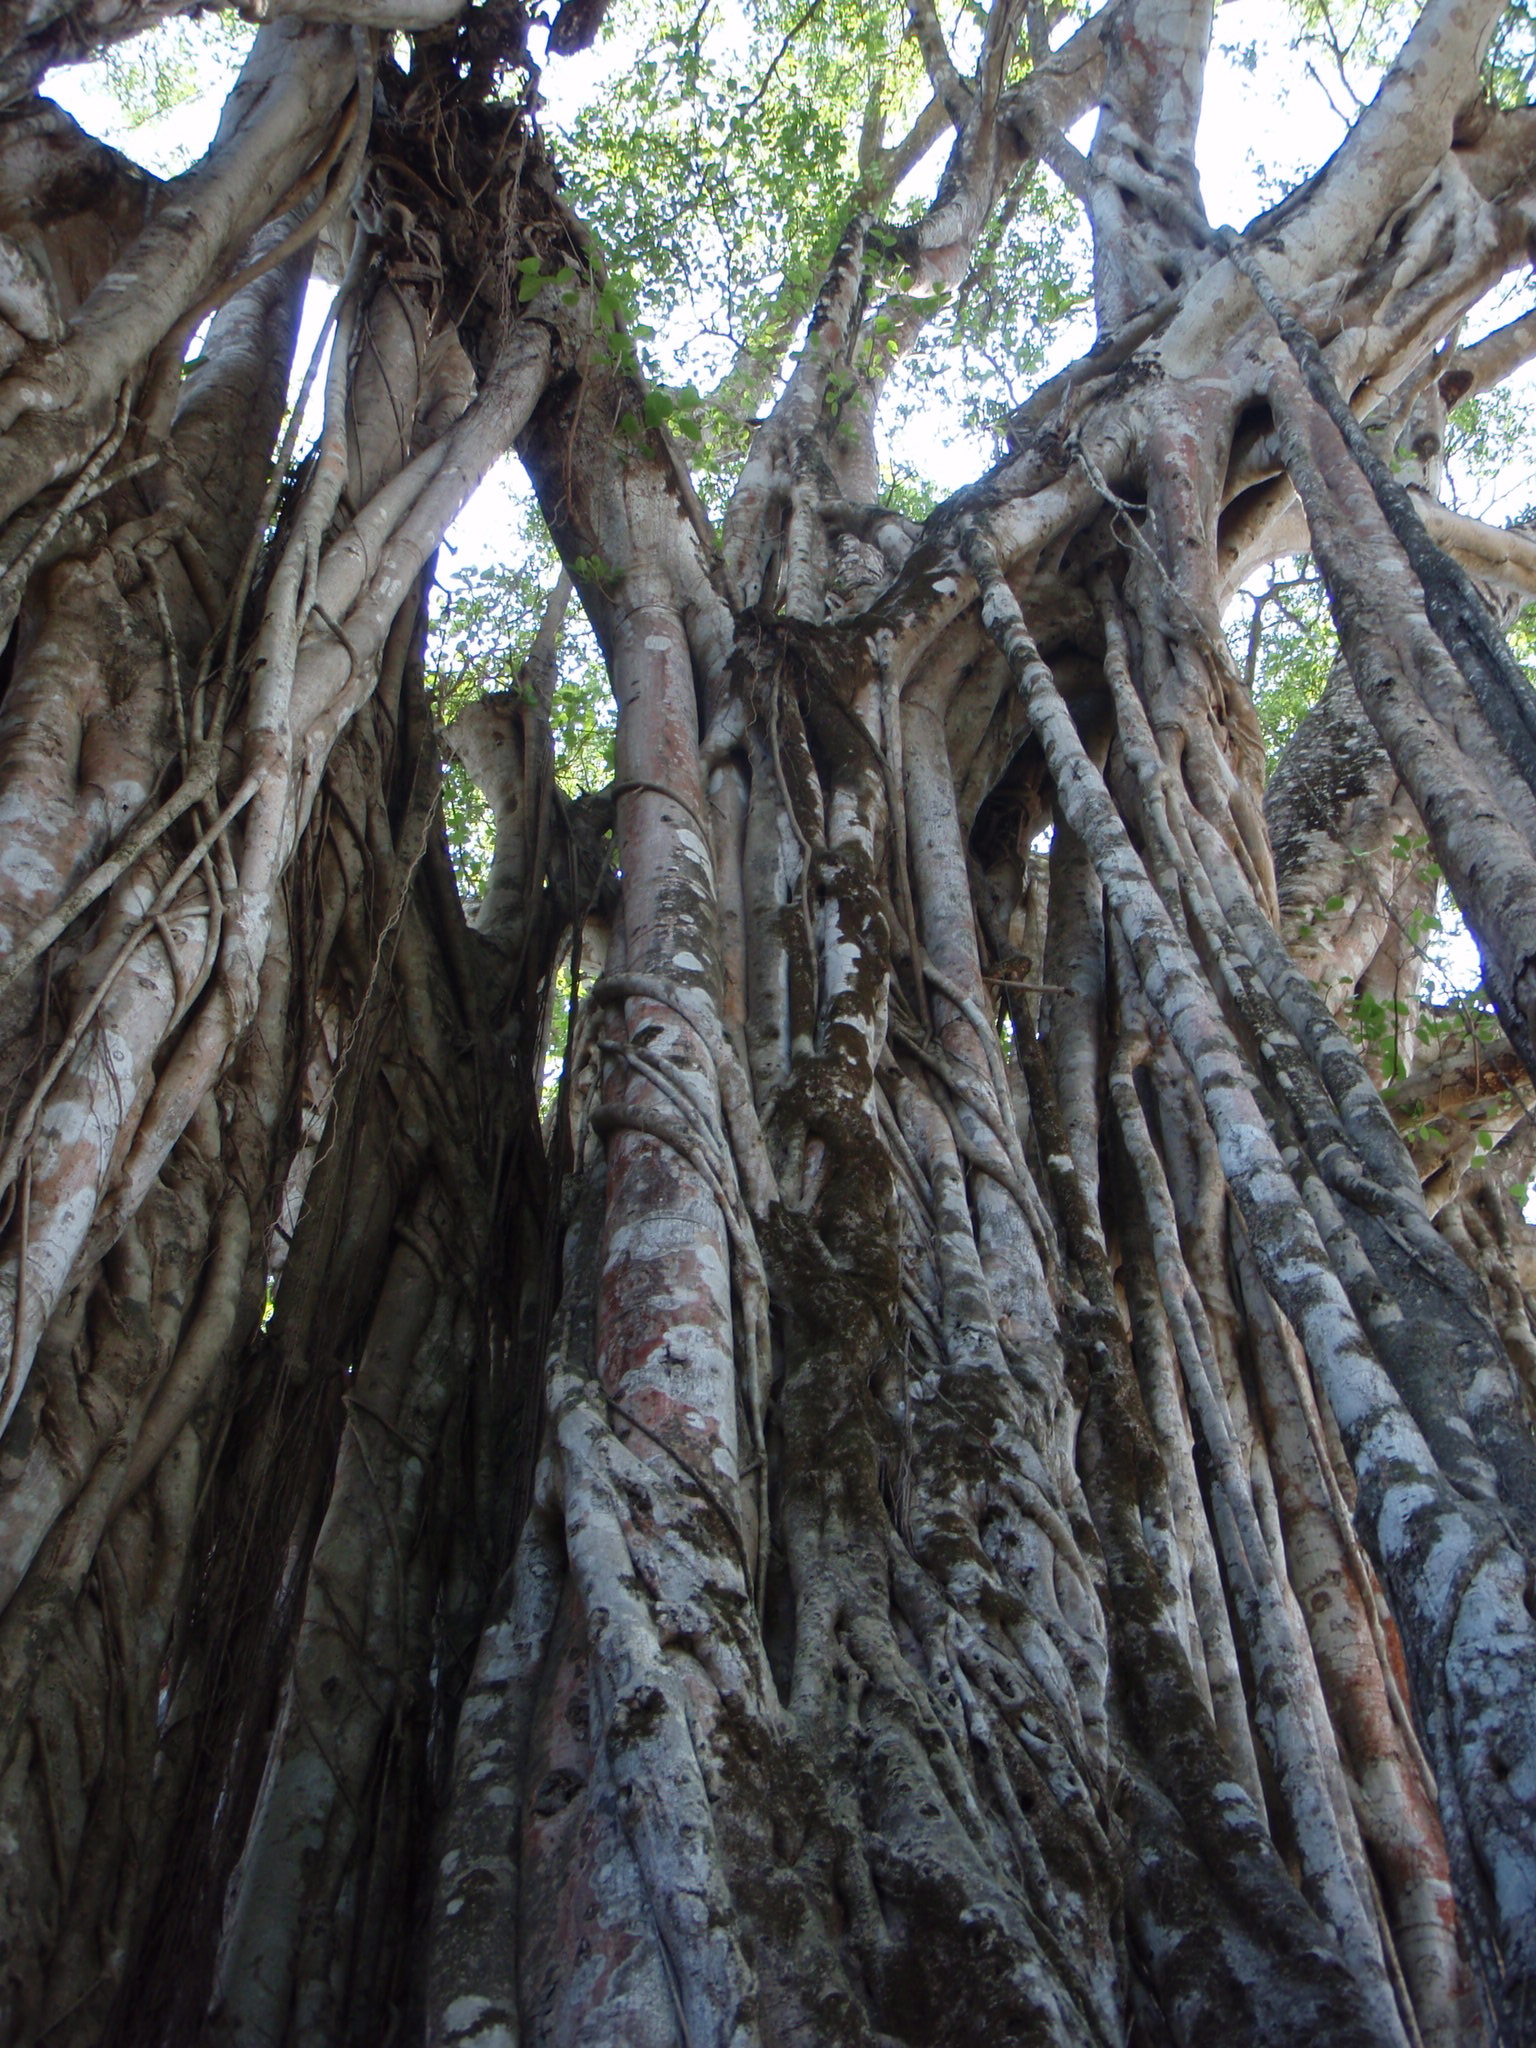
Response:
[0,2,1534,2045]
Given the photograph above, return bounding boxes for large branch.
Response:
[1082,0,1212,327]
[907,0,972,125]
[1440,302,1536,406]
[0,19,361,530]
[1253,0,1503,282]
[1412,493,1536,601]
[711,0,1118,626]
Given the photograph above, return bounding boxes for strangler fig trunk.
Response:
[1,0,1536,2045]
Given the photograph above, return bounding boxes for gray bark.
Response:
[0,2,1533,2045]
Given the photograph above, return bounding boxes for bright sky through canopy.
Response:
[14,2,1536,2022]
[44,1,1534,551]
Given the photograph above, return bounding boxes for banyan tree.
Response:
[0,0,1534,2040]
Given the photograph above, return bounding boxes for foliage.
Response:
[1285,0,1419,109]
[891,167,1091,449]
[1444,381,1536,515]
[1508,594,1536,667]
[1236,572,1501,1017]
[556,0,921,408]
[1483,0,1536,108]
[1226,558,1334,763]
[549,0,1091,500]
[428,517,614,899]
[86,12,255,170]
[101,12,251,126]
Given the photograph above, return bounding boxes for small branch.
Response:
[0,385,140,611]
[0,772,259,1217]
[1228,229,1536,823]
[977,0,1029,110]
[738,0,827,119]
[907,0,972,126]
[1,1159,31,1432]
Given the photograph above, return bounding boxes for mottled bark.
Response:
[1,1,1536,2046]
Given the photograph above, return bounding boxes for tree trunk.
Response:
[0,2,1535,2045]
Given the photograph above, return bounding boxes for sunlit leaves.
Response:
[1445,385,1536,516]
[1226,558,1334,763]
[428,518,614,899]
[1483,0,1536,109]
[890,166,1090,446]
[550,0,928,465]
[94,13,253,171]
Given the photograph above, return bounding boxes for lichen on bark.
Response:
[0,2,1535,2045]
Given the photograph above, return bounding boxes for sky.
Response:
[39,1,1516,1017]
[478,0,1532,553]
[45,0,1536,719]
[49,0,1505,557]
[45,0,1335,211]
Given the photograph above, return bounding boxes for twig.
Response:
[0,386,142,611]
[0,749,219,1005]
[0,774,259,1210]
[2,1157,31,1427]
[603,1388,755,1595]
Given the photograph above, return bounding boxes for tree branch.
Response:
[907,0,972,126]
[1440,302,1536,406]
